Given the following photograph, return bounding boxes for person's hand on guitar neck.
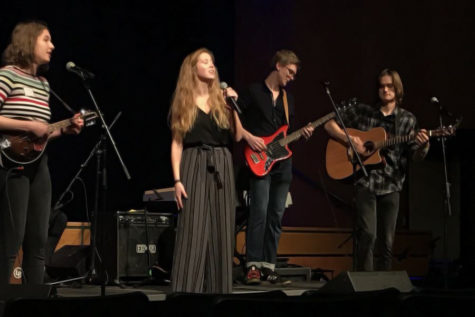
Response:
[63,113,84,135]
[301,124,314,140]
[415,129,430,148]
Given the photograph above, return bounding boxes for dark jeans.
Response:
[246,158,292,268]
[0,155,51,285]
[354,187,400,271]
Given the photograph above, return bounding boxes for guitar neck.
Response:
[48,118,73,133]
[376,129,436,149]
[281,112,336,146]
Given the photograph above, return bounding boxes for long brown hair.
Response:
[169,48,229,140]
[378,68,404,105]
[2,21,48,68]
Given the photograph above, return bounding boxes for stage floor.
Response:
[53,280,326,301]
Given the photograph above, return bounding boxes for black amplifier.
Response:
[110,211,175,282]
[117,211,173,226]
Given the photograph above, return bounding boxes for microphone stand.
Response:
[437,101,452,289]
[47,112,122,290]
[51,111,122,215]
[81,74,131,296]
[50,70,131,294]
[323,82,368,271]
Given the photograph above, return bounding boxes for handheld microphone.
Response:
[220,82,242,114]
[66,61,95,79]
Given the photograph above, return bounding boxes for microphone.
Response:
[66,61,95,79]
[431,96,453,117]
[220,82,242,114]
[321,80,331,95]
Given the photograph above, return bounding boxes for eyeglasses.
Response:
[379,83,394,89]
[285,66,297,79]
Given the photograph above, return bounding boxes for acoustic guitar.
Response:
[325,123,459,180]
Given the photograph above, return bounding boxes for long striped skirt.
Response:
[171,145,236,294]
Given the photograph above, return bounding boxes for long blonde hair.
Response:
[169,48,229,140]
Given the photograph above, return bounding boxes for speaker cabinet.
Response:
[110,211,175,282]
[319,271,414,294]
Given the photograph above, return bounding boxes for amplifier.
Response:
[111,211,175,282]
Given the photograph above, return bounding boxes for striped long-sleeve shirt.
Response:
[0,65,51,123]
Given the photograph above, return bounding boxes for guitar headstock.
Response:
[338,97,358,111]
[430,117,462,138]
[80,109,99,127]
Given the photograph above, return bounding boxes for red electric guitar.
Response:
[244,101,354,177]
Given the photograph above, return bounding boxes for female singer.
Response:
[169,48,246,293]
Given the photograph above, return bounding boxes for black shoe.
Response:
[244,265,261,285]
[261,268,292,285]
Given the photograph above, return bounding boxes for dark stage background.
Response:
[1,1,474,262]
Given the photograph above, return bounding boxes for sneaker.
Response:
[261,268,292,286]
[244,265,261,285]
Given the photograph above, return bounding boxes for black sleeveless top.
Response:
[183,108,232,148]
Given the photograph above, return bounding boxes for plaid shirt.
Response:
[339,102,421,195]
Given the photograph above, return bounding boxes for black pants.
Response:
[0,155,51,284]
[354,187,400,271]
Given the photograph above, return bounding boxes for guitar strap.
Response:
[395,106,401,136]
[282,89,290,125]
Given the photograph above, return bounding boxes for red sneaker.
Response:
[244,265,261,285]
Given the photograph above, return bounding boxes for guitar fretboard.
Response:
[48,118,73,133]
[279,112,336,146]
[375,129,445,149]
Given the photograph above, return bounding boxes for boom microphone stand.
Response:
[322,82,368,271]
[80,75,131,295]
[435,98,453,289]
[47,112,122,287]
[49,66,131,295]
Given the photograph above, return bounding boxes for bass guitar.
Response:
[244,100,355,177]
[325,122,459,180]
[0,110,97,165]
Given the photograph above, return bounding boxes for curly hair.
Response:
[169,48,229,140]
[2,21,48,68]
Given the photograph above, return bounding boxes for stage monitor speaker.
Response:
[113,211,175,282]
[319,271,414,294]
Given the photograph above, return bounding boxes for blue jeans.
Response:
[354,187,400,271]
[246,158,292,269]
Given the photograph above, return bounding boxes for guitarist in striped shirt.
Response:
[324,69,429,272]
[0,21,83,285]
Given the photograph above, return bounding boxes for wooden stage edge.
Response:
[236,226,432,277]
